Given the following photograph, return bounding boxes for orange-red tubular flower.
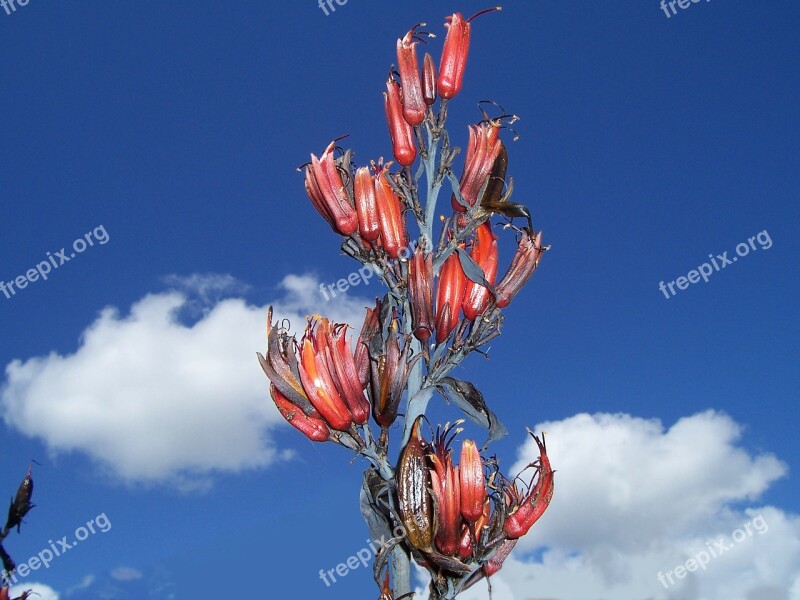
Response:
[304,141,358,235]
[503,433,555,539]
[452,121,503,212]
[437,13,470,100]
[408,242,434,341]
[438,8,500,100]
[463,222,499,321]
[374,169,409,259]
[495,229,544,308]
[458,496,491,560]
[270,384,330,442]
[354,166,380,243]
[430,429,462,556]
[423,52,437,106]
[318,320,370,425]
[435,246,467,344]
[297,321,354,431]
[459,439,486,522]
[384,77,417,167]
[397,28,426,126]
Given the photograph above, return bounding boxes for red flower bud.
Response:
[452,121,503,212]
[463,222,499,321]
[384,77,417,167]
[423,52,437,106]
[270,384,330,442]
[408,242,434,341]
[459,439,486,523]
[482,538,517,576]
[397,28,426,126]
[304,141,358,235]
[496,229,544,308]
[435,245,467,344]
[354,166,380,243]
[503,433,554,539]
[438,9,500,100]
[374,168,409,259]
[430,425,462,556]
[438,13,470,100]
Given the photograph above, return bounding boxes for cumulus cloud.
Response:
[0,273,370,487]
[457,411,800,600]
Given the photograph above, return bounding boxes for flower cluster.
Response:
[260,8,552,599]
[395,419,553,591]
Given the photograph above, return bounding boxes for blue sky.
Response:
[1,1,798,599]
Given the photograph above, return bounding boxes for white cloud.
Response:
[64,574,95,595]
[9,582,59,600]
[0,273,370,487]
[110,567,143,581]
[459,411,800,600]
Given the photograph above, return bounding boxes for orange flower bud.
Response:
[429,423,463,556]
[318,320,370,425]
[297,321,354,431]
[397,28,426,126]
[438,9,500,100]
[496,229,544,308]
[373,168,409,259]
[437,13,470,100]
[435,246,467,344]
[304,141,358,235]
[459,440,486,522]
[408,242,434,341]
[354,166,380,243]
[452,121,503,212]
[384,77,417,167]
[423,52,437,106]
[463,222,499,321]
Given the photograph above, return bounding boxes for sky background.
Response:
[1,1,798,599]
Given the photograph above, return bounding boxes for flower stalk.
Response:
[260,8,554,599]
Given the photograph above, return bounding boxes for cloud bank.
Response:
[455,411,799,600]
[1,273,369,487]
